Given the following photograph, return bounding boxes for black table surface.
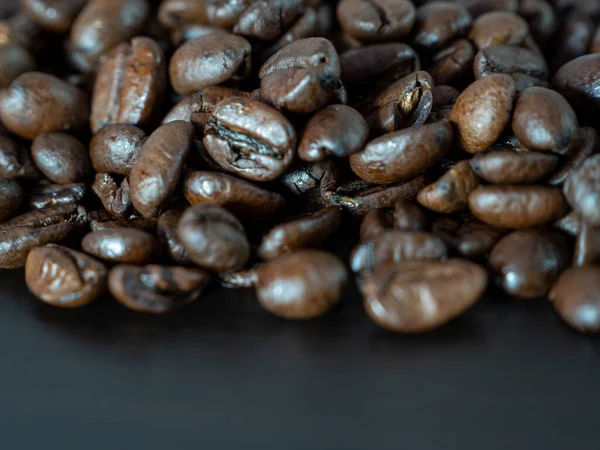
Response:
[1,267,599,449]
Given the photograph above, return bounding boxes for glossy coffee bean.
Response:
[470,150,558,184]
[30,183,86,209]
[349,121,453,184]
[433,215,506,260]
[0,134,38,179]
[359,208,395,241]
[169,33,251,95]
[68,0,150,73]
[362,259,487,333]
[82,228,160,264]
[468,185,568,228]
[549,128,599,186]
[233,0,306,41]
[0,42,36,90]
[177,205,250,272]
[25,245,107,308]
[427,38,475,87]
[450,74,516,153]
[336,0,416,42]
[412,2,471,51]
[189,86,250,135]
[553,210,581,237]
[206,0,254,28]
[156,207,191,265]
[89,124,146,176]
[489,229,568,298]
[22,0,87,33]
[92,174,132,219]
[203,97,296,182]
[417,161,479,213]
[574,222,600,267]
[130,121,194,218]
[563,154,600,226]
[552,54,600,117]
[257,250,348,319]
[0,179,23,223]
[395,200,428,231]
[0,203,86,230]
[218,265,260,288]
[0,72,89,140]
[259,38,341,114]
[91,37,166,133]
[465,0,518,18]
[258,206,341,260]
[31,132,91,184]
[90,218,157,232]
[158,0,208,28]
[549,266,600,333]
[468,11,529,49]
[184,171,285,219]
[109,264,210,314]
[519,0,556,51]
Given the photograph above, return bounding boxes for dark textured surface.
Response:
[1,268,599,449]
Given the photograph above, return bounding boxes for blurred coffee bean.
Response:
[553,54,600,118]
[156,207,191,265]
[158,0,208,28]
[470,150,559,184]
[574,222,600,267]
[468,11,529,49]
[427,39,474,87]
[31,132,91,183]
[0,178,23,223]
[0,42,35,89]
[417,161,479,213]
[563,154,600,226]
[82,228,160,264]
[22,0,87,33]
[412,2,471,51]
[30,183,86,209]
[233,0,306,41]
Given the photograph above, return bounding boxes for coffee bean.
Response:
[434,215,506,260]
[31,132,91,183]
[427,39,475,87]
[257,249,347,319]
[89,124,146,175]
[574,222,600,267]
[25,244,107,308]
[549,128,599,186]
[417,161,479,213]
[92,174,132,219]
[359,208,395,241]
[362,259,487,333]
[412,2,472,51]
[468,11,529,49]
[170,23,228,47]
[82,228,160,264]
[0,42,36,90]
[0,178,23,223]
[203,97,296,182]
[30,183,86,209]
[0,203,86,230]
[90,217,157,232]
[189,86,250,135]
[553,210,581,237]
[549,266,600,333]
[427,85,459,122]
[552,11,593,71]
[0,72,89,140]
[218,265,260,288]
[91,37,166,133]
[468,185,568,228]
[470,149,559,184]
[162,95,195,125]
[394,200,428,231]
[22,0,87,33]
[156,207,191,265]
[450,74,516,153]
[233,0,306,41]
[177,205,250,272]
[349,121,453,184]
[158,0,208,28]
[563,154,600,226]
[169,33,251,95]
[130,120,194,218]
[0,134,38,179]
[552,54,600,117]
[466,0,518,18]
[109,264,210,313]
[519,0,557,51]
[206,0,254,28]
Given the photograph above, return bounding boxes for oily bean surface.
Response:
[31,132,90,184]
[82,228,159,264]
[550,267,600,333]
[417,161,479,213]
[412,2,472,50]
[563,154,600,226]
[30,183,86,209]
[89,124,146,176]
[470,150,559,184]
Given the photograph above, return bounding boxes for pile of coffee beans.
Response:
[0,0,599,334]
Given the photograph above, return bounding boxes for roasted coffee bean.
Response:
[359,208,395,241]
[91,37,166,133]
[549,266,600,333]
[256,249,347,319]
[553,210,581,237]
[82,228,160,264]
[298,105,368,161]
[162,94,196,125]
[22,0,87,33]
[233,0,307,41]
[0,42,35,90]
[470,150,559,184]
[109,264,211,313]
[465,0,518,18]
[189,86,250,135]
[203,97,296,182]
[184,171,285,218]
[259,38,341,114]
[218,265,260,288]
[206,0,254,28]
[411,2,471,51]
[25,244,107,308]
[0,134,38,179]
[512,87,579,155]
[177,205,250,272]
[489,229,568,298]
[89,124,146,176]
[563,154,600,226]
[0,203,86,230]
[450,74,516,153]
[427,85,459,122]
[427,39,475,87]
[90,217,157,232]
[68,0,150,73]
[30,183,86,209]
[0,72,89,140]
[574,222,600,267]
[394,200,428,231]
[92,174,132,219]
[349,121,453,184]
[258,206,341,260]
[417,161,479,213]
[130,121,194,218]
[31,132,90,183]
[468,185,568,228]
[158,0,208,28]
[156,207,191,265]
[351,230,448,275]
[0,178,23,223]
[549,128,599,186]
[552,54,600,118]
[519,0,557,51]
[169,33,251,95]
[0,12,48,52]
[280,160,335,200]
[336,0,416,42]
[551,11,593,71]
[433,215,506,259]
[362,259,487,333]
[468,11,529,49]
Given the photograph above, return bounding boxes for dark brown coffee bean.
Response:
[574,222,600,267]
[417,161,479,213]
[259,38,341,114]
[177,205,250,272]
[464,0,518,18]
[552,11,593,71]
[552,54,600,117]
[258,206,341,260]
[489,229,568,298]
[156,207,191,265]
[169,33,251,95]
[0,72,89,140]
[218,265,260,288]
[563,154,600,226]
[553,210,580,237]
[30,183,86,209]
[130,120,194,218]
[359,208,394,241]
[90,217,157,232]
[0,12,48,52]
[203,97,296,182]
[162,95,195,125]
[158,0,208,28]
[0,178,23,223]
[184,171,285,219]
[109,264,210,314]
[298,105,368,162]
[549,266,600,333]
[206,0,254,28]
[91,37,166,133]
[337,0,416,42]
[257,249,347,319]
[233,0,306,41]
[394,200,428,231]
[25,244,107,308]
[427,85,459,122]
[470,150,559,184]
[412,2,471,51]
[549,128,599,186]
[189,86,250,135]
[92,174,132,219]
[68,0,150,73]
[0,134,38,179]
[82,228,160,264]
[450,74,516,153]
[427,38,475,87]
[349,121,453,184]
[362,259,487,333]
[89,124,146,176]
[468,11,529,49]
[0,203,86,230]
[22,0,87,33]
[468,185,568,228]
[434,215,506,260]
[0,42,36,90]
[31,132,91,183]
[519,0,557,51]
